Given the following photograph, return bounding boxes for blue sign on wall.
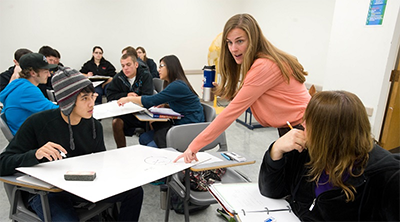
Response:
[366,0,387,25]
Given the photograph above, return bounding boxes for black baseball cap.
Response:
[19,53,58,70]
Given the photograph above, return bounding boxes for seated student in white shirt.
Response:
[0,67,143,221]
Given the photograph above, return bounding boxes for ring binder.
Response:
[208,183,299,221]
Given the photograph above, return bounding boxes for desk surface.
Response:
[191,152,255,171]
[0,174,62,192]
[15,145,213,203]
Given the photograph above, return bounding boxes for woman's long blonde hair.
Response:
[304,91,373,202]
[217,13,308,100]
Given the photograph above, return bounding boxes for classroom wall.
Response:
[0,0,334,88]
[0,0,240,72]
[323,0,400,138]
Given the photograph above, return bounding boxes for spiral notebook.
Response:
[208,183,299,222]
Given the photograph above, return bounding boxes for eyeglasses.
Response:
[159,64,166,69]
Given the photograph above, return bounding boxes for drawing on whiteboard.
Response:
[144,156,171,165]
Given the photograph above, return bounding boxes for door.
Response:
[379,52,400,151]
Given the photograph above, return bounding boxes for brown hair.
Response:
[160,55,198,97]
[121,52,138,63]
[136,46,148,62]
[304,91,373,202]
[19,67,40,79]
[217,14,308,100]
[122,46,137,58]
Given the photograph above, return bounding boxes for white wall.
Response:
[244,0,335,88]
[323,0,400,138]
[0,0,334,85]
[0,0,242,71]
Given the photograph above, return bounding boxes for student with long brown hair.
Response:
[175,13,310,163]
[259,91,400,221]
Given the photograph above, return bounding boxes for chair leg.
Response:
[164,176,171,222]
[39,191,52,222]
[184,170,190,222]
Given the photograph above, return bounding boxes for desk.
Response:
[15,145,213,203]
[165,151,255,222]
[0,173,62,221]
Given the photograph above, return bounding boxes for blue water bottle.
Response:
[202,65,216,102]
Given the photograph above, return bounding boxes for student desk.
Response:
[164,151,255,222]
[15,145,213,203]
[0,173,62,222]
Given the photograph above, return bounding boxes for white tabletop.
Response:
[16,145,212,203]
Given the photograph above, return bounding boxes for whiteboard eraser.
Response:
[64,171,96,181]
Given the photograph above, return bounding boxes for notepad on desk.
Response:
[208,183,299,222]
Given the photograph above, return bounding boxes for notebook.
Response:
[208,183,299,222]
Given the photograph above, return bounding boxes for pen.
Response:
[286,121,293,130]
[221,153,232,161]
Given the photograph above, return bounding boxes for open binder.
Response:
[208,183,299,222]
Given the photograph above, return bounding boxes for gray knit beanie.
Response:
[52,66,94,150]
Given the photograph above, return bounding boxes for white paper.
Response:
[93,101,145,120]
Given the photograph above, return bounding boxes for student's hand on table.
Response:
[35,142,68,161]
[270,129,306,161]
[117,97,131,106]
[174,149,198,163]
[87,72,94,77]
[127,92,138,97]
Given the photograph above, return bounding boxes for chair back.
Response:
[201,103,216,122]
[166,122,227,152]
[153,78,164,93]
[46,89,57,102]
[0,113,13,142]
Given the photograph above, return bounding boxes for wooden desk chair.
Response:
[164,122,249,222]
[0,174,114,222]
[0,113,13,142]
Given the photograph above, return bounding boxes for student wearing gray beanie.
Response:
[0,66,144,221]
[52,66,96,150]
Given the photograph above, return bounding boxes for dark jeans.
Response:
[94,84,110,105]
[139,130,158,148]
[29,186,143,221]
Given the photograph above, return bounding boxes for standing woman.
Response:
[136,46,159,78]
[117,55,204,148]
[175,13,311,163]
[80,46,116,104]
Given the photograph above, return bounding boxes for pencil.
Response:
[286,121,293,130]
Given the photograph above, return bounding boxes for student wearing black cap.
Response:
[0,67,143,221]
[0,53,58,135]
